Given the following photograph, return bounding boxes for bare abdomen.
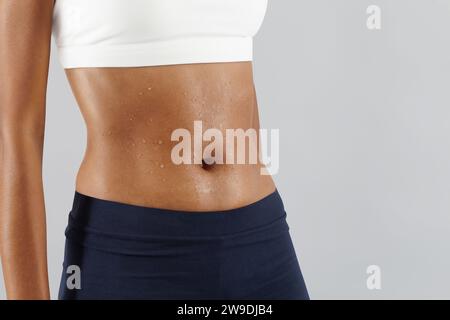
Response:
[65,62,275,211]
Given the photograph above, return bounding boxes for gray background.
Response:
[1,0,450,299]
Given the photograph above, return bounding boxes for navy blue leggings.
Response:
[58,190,309,300]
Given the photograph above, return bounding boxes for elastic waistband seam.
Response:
[66,211,288,242]
[72,190,282,216]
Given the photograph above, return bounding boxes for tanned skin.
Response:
[0,1,275,299]
[0,0,53,299]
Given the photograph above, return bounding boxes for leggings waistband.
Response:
[69,190,286,239]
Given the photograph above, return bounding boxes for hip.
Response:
[58,190,309,300]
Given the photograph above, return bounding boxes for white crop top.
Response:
[52,0,268,69]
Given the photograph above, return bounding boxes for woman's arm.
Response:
[0,0,54,299]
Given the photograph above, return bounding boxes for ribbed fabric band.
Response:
[57,36,253,69]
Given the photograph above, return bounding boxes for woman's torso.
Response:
[67,63,275,211]
[54,0,275,211]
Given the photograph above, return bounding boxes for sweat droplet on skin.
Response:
[138,92,144,96]
[142,139,147,144]
[158,140,163,145]
[160,164,165,169]
[147,87,152,91]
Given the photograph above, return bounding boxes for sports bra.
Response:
[52,0,268,69]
